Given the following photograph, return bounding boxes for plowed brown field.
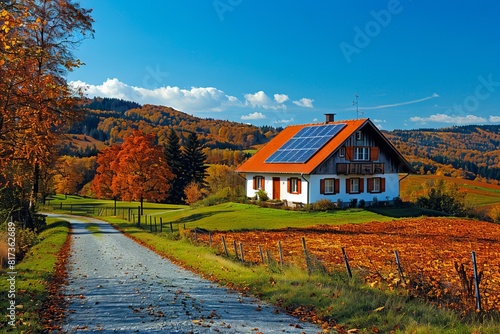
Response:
[196,218,500,312]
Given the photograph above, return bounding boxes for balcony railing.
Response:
[337,163,385,175]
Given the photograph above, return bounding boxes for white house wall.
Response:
[245,173,308,204]
[309,173,401,205]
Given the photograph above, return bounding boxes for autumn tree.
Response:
[164,128,184,203]
[0,0,94,226]
[92,145,121,199]
[184,182,204,206]
[54,156,96,196]
[110,131,174,214]
[182,132,207,189]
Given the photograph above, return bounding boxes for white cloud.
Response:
[244,91,287,110]
[409,114,487,125]
[69,78,242,113]
[373,119,386,129]
[274,94,289,104]
[489,116,500,123]
[241,112,266,120]
[273,118,294,124]
[293,98,314,108]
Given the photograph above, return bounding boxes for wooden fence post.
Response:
[221,236,229,257]
[394,250,405,283]
[170,222,173,233]
[341,247,352,278]
[233,240,239,260]
[266,250,272,264]
[278,241,284,266]
[239,242,245,262]
[154,217,157,232]
[471,251,482,312]
[128,208,131,222]
[302,237,311,276]
[160,217,163,232]
[258,245,264,263]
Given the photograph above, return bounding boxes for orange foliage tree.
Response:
[0,0,93,225]
[92,145,122,199]
[183,182,204,205]
[92,131,174,214]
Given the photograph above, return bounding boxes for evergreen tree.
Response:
[182,132,208,189]
[164,129,185,203]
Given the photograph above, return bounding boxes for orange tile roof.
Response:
[236,118,369,174]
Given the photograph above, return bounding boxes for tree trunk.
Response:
[140,197,144,216]
[29,163,40,212]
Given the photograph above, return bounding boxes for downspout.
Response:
[300,173,309,204]
[399,172,410,182]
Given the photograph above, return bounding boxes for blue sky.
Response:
[69,0,500,130]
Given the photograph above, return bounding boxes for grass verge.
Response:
[105,216,500,333]
[0,218,70,332]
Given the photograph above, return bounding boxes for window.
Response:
[368,177,385,193]
[287,177,301,194]
[253,176,265,190]
[320,178,339,194]
[354,147,369,161]
[339,147,346,158]
[350,178,359,193]
[346,178,364,194]
[356,131,363,141]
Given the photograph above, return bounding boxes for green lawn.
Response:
[42,196,397,231]
[158,202,393,231]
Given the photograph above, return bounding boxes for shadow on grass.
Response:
[169,210,233,226]
[366,205,448,218]
[44,219,70,230]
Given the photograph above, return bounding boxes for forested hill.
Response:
[384,125,500,181]
[70,98,498,181]
[71,97,279,150]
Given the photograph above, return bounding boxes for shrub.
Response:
[349,198,358,208]
[256,189,269,202]
[393,196,404,207]
[416,180,467,216]
[358,199,365,208]
[184,182,205,205]
[312,199,336,211]
[490,204,500,224]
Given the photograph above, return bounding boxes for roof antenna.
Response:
[353,93,364,119]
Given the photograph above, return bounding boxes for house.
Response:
[236,115,414,207]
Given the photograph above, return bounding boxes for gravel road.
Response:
[48,214,322,333]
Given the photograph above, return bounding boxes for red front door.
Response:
[272,177,280,200]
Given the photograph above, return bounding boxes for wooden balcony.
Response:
[337,163,385,175]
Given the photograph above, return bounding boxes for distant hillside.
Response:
[67,99,499,182]
[69,97,279,152]
[384,125,500,182]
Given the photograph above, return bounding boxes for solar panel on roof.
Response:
[265,123,346,163]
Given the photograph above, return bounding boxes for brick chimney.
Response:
[325,113,336,123]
